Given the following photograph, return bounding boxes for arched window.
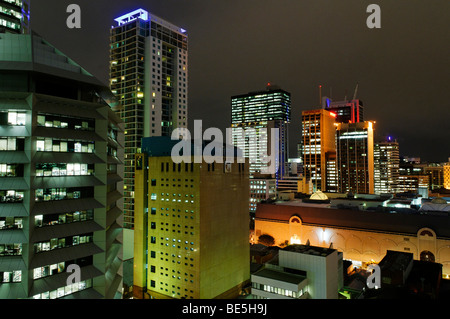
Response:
[420,250,435,262]
[420,230,434,237]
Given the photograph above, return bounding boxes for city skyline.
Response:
[31,0,449,162]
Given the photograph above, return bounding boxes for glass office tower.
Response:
[374,137,400,194]
[231,84,291,181]
[301,109,337,192]
[336,121,375,194]
[110,9,188,229]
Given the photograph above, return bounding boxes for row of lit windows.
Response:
[34,233,93,253]
[35,187,92,202]
[0,217,22,230]
[0,243,22,257]
[0,17,20,30]
[0,190,23,203]
[36,163,94,177]
[252,282,304,298]
[0,163,22,177]
[36,139,95,153]
[0,270,21,283]
[0,137,22,151]
[0,111,26,125]
[32,279,92,299]
[35,210,93,228]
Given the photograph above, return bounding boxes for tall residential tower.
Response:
[0,0,30,34]
[110,8,188,229]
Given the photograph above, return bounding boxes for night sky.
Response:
[31,0,450,162]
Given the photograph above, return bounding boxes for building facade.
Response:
[0,0,29,34]
[110,8,188,229]
[336,121,375,194]
[252,244,343,299]
[133,137,250,299]
[0,33,124,299]
[301,109,337,192]
[374,138,400,194]
[254,199,450,278]
[444,164,450,190]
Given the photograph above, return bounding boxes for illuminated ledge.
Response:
[114,8,149,26]
[30,265,103,296]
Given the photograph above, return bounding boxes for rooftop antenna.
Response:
[353,83,359,100]
[319,85,322,105]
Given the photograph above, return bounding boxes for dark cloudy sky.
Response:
[31,0,449,162]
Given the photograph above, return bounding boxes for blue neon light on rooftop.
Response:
[114,8,149,26]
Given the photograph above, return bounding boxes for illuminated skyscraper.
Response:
[301,109,337,192]
[443,163,450,190]
[231,84,291,181]
[133,137,250,299]
[374,137,400,194]
[336,121,375,194]
[0,33,124,299]
[110,8,188,229]
[0,0,29,34]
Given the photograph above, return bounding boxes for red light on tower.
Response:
[329,112,337,118]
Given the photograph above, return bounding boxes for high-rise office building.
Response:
[0,0,29,34]
[110,8,188,229]
[0,33,124,299]
[336,121,375,194]
[374,137,400,194]
[301,109,337,192]
[424,165,444,191]
[133,137,250,299]
[231,84,291,181]
[443,163,450,190]
[322,97,363,124]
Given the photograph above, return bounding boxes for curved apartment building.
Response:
[0,32,124,299]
